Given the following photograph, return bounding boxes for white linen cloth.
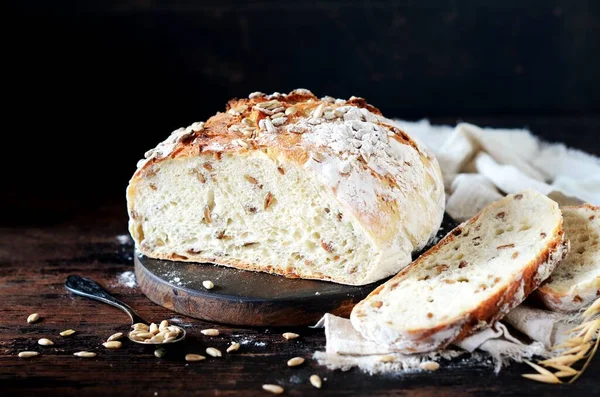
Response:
[314,120,599,374]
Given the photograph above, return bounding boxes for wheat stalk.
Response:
[523,296,600,385]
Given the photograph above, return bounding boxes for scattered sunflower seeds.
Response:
[201,329,219,336]
[38,338,54,346]
[262,384,284,395]
[107,332,123,342]
[419,361,440,371]
[202,280,214,290]
[185,354,206,362]
[206,347,222,357]
[226,342,240,353]
[60,329,76,337]
[309,374,322,389]
[27,313,40,324]
[128,320,182,344]
[74,351,96,358]
[18,351,39,358]
[282,332,299,340]
[287,357,304,367]
[102,341,122,349]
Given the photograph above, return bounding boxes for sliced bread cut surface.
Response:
[537,204,600,312]
[350,190,568,353]
[127,89,445,286]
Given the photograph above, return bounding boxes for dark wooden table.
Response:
[2,204,599,397]
[1,116,599,396]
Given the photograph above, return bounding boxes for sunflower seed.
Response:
[204,206,212,224]
[285,106,297,116]
[312,103,325,118]
[203,280,214,289]
[201,329,220,336]
[107,332,123,342]
[264,118,276,134]
[262,384,284,395]
[103,341,122,349]
[256,100,281,109]
[74,351,96,358]
[191,121,205,132]
[18,351,39,358]
[249,91,264,99]
[27,313,40,324]
[134,332,154,339]
[149,334,164,343]
[270,112,285,119]
[227,342,240,353]
[159,320,169,331]
[323,111,337,120]
[264,192,274,210]
[154,348,166,358]
[271,117,287,126]
[287,357,304,367]
[206,347,222,357]
[38,338,54,346]
[282,332,299,340]
[185,354,206,362]
[310,374,322,388]
[419,361,440,371]
[132,323,149,331]
[60,329,76,337]
[149,323,159,334]
[311,152,325,163]
[271,106,285,113]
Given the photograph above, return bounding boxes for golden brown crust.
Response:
[136,90,414,175]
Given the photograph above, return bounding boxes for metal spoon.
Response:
[65,275,186,345]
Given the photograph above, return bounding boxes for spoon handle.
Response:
[65,275,145,324]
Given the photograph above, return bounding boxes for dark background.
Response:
[5,1,600,216]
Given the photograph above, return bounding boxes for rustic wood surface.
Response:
[1,202,598,396]
[134,255,375,327]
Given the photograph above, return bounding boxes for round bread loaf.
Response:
[127,89,445,285]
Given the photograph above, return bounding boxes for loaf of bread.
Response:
[350,191,569,352]
[127,89,445,285]
[537,204,600,312]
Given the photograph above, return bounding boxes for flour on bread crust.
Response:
[127,89,445,285]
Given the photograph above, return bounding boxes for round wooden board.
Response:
[135,214,458,326]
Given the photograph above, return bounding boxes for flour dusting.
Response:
[117,271,137,288]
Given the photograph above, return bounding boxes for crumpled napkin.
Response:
[314,120,599,374]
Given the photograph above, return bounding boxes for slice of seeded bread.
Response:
[350,190,569,353]
[537,204,600,312]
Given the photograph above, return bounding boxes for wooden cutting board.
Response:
[135,214,458,326]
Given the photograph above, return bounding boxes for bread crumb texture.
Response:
[127,89,445,285]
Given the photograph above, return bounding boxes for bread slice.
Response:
[537,204,600,312]
[127,89,445,285]
[350,190,568,353]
